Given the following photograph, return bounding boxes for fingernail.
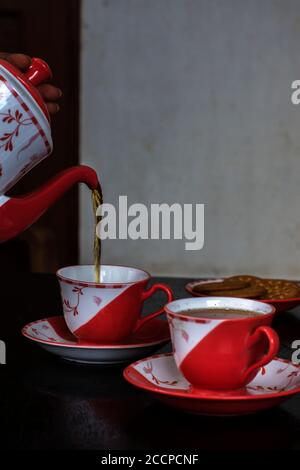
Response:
[58,89,63,97]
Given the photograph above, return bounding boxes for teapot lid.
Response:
[0,57,52,122]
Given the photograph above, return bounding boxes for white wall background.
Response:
[80,0,300,278]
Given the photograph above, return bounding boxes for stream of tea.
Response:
[92,185,103,283]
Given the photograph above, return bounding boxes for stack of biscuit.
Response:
[193,275,300,300]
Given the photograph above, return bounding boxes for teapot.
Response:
[0,57,98,242]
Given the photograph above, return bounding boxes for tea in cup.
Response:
[57,265,173,343]
[165,297,279,391]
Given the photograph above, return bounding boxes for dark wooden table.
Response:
[1,273,300,450]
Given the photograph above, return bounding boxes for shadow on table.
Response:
[126,400,300,450]
[10,351,300,450]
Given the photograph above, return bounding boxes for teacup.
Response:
[57,265,173,343]
[165,297,279,391]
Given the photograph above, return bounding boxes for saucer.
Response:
[124,353,300,416]
[22,316,170,365]
[185,278,300,314]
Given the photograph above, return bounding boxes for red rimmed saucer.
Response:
[185,279,300,314]
[22,316,170,365]
[124,353,300,416]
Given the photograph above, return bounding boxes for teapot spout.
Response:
[0,165,100,242]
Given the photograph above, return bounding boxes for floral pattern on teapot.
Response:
[0,72,51,195]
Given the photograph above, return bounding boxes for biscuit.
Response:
[193,279,250,293]
[193,275,300,300]
[257,279,300,300]
[207,285,267,299]
[228,275,260,284]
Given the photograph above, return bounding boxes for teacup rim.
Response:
[165,296,276,322]
[56,264,151,287]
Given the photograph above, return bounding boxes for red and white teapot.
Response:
[0,57,98,241]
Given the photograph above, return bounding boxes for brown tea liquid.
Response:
[180,308,261,319]
[92,184,103,283]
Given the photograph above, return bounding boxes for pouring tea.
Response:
[0,56,102,278]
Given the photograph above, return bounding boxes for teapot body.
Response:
[0,59,52,196]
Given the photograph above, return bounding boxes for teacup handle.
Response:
[133,283,174,332]
[242,326,280,383]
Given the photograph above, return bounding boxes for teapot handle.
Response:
[24,57,53,86]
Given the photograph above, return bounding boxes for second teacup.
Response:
[57,265,173,343]
[165,297,279,391]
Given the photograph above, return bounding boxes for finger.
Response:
[0,52,9,60]
[0,53,31,70]
[46,102,60,114]
[37,83,62,101]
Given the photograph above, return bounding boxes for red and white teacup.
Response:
[165,297,279,391]
[57,265,173,343]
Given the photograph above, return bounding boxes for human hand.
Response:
[0,52,62,115]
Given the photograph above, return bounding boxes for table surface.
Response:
[1,273,300,450]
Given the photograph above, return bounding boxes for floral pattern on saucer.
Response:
[22,316,170,365]
[124,353,300,415]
